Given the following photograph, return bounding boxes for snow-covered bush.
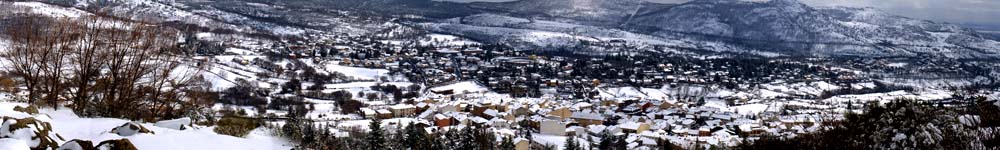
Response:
[12,106,38,115]
[0,117,63,150]
[213,116,261,137]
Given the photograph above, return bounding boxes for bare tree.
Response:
[3,16,50,104]
[2,13,207,121]
[94,21,178,119]
[37,18,75,109]
[68,16,110,114]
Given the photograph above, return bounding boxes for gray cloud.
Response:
[438,0,1000,25]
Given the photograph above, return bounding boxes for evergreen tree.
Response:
[976,97,1000,127]
[740,99,986,150]
[404,122,429,150]
[848,100,854,110]
[564,136,579,150]
[282,118,303,143]
[656,138,674,150]
[301,120,316,147]
[500,136,515,150]
[472,127,496,150]
[457,128,476,150]
[430,132,447,150]
[587,135,595,150]
[614,134,627,150]
[366,119,385,150]
[541,144,557,150]
[522,128,533,146]
[598,130,614,150]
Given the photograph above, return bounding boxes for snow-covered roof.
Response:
[571,112,604,120]
[389,104,416,110]
[361,108,376,115]
[484,109,499,117]
[620,122,644,130]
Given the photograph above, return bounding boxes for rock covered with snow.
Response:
[95,139,137,150]
[0,116,63,150]
[0,101,291,150]
[109,122,154,136]
[57,139,95,150]
[153,117,191,130]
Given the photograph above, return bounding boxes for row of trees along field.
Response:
[0,11,214,122]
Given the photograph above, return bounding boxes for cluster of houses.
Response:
[241,36,903,148]
[324,88,834,149]
[258,35,869,100]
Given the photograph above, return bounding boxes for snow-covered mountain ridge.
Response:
[26,0,1000,58]
[468,0,1000,58]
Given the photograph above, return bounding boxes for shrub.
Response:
[13,105,38,114]
[213,116,262,137]
[220,85,267,106]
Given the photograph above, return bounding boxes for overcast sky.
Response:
[437,0,1000,25]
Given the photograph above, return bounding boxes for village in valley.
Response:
[1,1,999,149]
[200,32,995,149]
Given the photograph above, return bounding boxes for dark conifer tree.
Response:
[457,128,476,150]
[366,119,385,150]
[404,123,430,150]
[500,136,515,150]
[472,127,496,150]
[657,138,674,150]
[614,134,627,150]
[598,130,614,150]
[564,136,579,150]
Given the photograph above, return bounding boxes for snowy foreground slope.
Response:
[0,101,292,150]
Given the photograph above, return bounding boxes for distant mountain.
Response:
[36,0,408,36]
[620,0,1000,57]
[31,0,1000,58]
[960,24,1000,40]
[458,0,1000,58]
[468,0,651,26]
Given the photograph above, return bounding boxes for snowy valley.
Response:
[0,0,999,150]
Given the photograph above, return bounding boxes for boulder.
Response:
[110,122,153,136]
[57,139,95,150]
[153,117,191,130]
[0,116,64,150]
[95,139,137,150]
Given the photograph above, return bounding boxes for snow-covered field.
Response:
[823,90,952,104]
[532,134,590,150]
[430,81,489,95]
[324,62,392,81]
[12,2,89,18]
[0,102,292,150]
